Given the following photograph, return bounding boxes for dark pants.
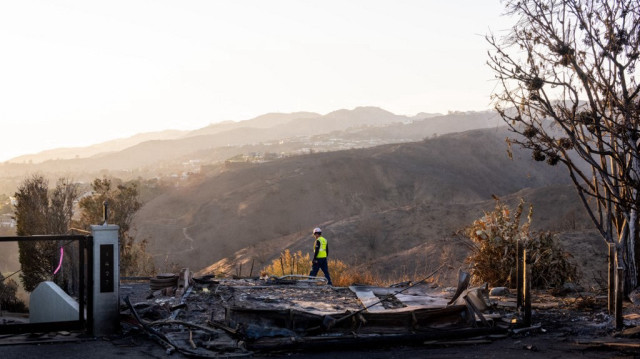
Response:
[309,258,332,286]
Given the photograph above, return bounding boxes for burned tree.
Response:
[487,0,640,294]
[77,177,154,276]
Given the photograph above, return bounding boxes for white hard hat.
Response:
[313,227,322,234]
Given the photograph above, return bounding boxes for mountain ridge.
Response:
[7,129,189,164]
[1,107,490,177]
[6,106,423,164]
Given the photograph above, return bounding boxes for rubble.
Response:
[3,269,640,357]
[490,287,509,296]
[120,271,517,357]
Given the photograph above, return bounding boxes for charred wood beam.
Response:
[523,250,532,327]
[226,305,474,338]
[464,296,491,328]
[246,327,507,351]
[517,240,524,309]
[206,319,238,336]
[124,296,176,354]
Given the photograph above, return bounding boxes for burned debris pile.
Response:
[119,269,531,357]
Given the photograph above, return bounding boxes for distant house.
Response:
[0,214,15,228]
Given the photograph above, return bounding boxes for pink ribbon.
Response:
[53,247,64,275]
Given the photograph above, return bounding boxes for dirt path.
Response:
[181,226,195,252]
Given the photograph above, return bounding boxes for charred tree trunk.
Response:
[626,211,638,292]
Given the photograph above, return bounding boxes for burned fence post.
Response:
[103,201,109,225]
[608,242,615,314]
[523,249,532,327]
[616,266,624,330]
[516,239,524,309]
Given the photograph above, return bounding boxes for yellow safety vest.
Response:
[314,236,327,258]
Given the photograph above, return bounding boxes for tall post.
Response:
[523,249,532,327]
[90,224,120,336]
[608,243,615,314]
[616,266,624,330]
[103,201,109,225]
[516,240,524,309]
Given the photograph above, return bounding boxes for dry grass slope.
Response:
[133,126,605,288]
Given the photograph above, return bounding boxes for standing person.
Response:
[309,227,332,286]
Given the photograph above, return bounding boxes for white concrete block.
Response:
[30,281,79,323]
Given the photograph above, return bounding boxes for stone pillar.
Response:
[90,224,120,336]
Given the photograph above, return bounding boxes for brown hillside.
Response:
[134,126,574,274]
[197,184,605,289]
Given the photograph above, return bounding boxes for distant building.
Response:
[0,214,15,228]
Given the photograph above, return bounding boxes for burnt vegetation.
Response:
[463,199,577,289]
[487,0,640,294]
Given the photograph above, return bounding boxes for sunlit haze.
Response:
[0,0,513,162]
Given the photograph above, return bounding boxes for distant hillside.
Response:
[4,107,388,165]
[7,129,187,164]
[185,112,322,137]
[134,125,578,277]
[319,110,502,143]
[412,112,443,120]
[0,108,498,178]
[197,185,601,286]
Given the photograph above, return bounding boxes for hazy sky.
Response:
[0,0,514,162]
